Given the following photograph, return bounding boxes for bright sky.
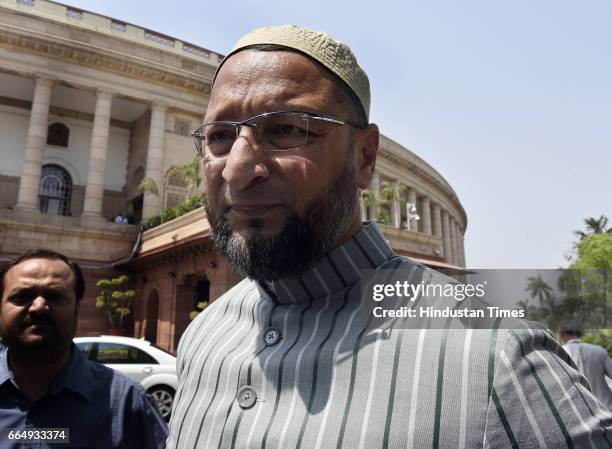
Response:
[61,0,612,269]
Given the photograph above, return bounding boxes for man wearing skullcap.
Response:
[167,25,612,448]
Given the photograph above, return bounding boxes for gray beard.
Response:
[206,152,358,281]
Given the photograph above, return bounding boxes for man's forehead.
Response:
[208,50,338,119]
[218,49,322,79]
[5,258,73,287]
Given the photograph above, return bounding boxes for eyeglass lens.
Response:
[199,113,310,158]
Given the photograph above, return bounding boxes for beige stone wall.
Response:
[0,175,18,209]
[142,104,167,220]
[0,209,136,262]
[164,110,202,168]
[0,2,214,113]
[69,185,85,216]
[0,0,223,70]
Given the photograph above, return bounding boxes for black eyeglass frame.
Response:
[191,110,366,159]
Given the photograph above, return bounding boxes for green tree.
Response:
[361,189,376,208]
[95,275,137,330]
[524,274,562,328]
[137,157,202,201]
[379,181,406,204]
[174,157,202,199]
[536,216,612,336]
[189,301,209,321]
[137,176,160,197]
[374,210,391,224]
[516,297,541,320]
[525,274,554,308]
[571,233,612,270]
[582,330,612,355]
[379,181,396,204]
[377,181,406,224]
[574,214,612,241]
[566,233,612,328]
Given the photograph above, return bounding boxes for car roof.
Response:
[74,335,152,345]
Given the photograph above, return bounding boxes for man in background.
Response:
[0,249,168,448]
[560,320,612,410]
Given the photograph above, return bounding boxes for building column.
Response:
[407,188,418,231]
[421,197,432,235]
[442,210,453,263]
[462,232,466,266]
[391,184,401,228]
[370,173,380,221]
[142,103,167,221]
[449,217,458,266]
[82,89,114,218]
[14,76,54,211]
[454,222,463,267]
[432,203,442,238]
[456,223,465,267]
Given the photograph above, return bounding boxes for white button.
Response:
[237,385,257,409]
[263,327,281,346]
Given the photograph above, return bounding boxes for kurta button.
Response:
[263,327,281,346]
[237,385,257,409]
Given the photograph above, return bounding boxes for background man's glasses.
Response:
[191,110,364,160]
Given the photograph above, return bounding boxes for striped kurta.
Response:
[167,223,612,449]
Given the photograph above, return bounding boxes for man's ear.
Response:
[354,123,379,190]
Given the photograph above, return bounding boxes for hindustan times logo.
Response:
[371,281,487,302]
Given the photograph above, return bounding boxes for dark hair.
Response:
[559,320,582,338]
[0,249,86,302]
[240,44,368,128]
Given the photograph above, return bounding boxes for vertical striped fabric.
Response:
[167,223,612,449]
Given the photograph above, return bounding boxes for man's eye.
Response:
[46,294,69,303]
[268,124,307,137]
[206,129,235,144]
[8,294,31,306]
[7,292,68,305]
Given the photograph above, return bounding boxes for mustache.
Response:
[220,188,289,206]
[21,315,56,328]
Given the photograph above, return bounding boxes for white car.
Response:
[74,336,177,420]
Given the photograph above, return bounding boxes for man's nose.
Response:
[221,127,270,191]
[29,296,50,313]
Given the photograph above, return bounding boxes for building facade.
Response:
[0,0,467,352]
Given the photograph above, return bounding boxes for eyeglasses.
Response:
[191,110,365,160]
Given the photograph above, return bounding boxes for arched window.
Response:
[47,122,70,147]
[38,164,72,216]
[162,167,187,210]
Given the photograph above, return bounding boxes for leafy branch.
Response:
[95,275,137,330]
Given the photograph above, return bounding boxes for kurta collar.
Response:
[257,222,396,304]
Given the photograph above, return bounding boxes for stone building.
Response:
[0,0,467,352]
